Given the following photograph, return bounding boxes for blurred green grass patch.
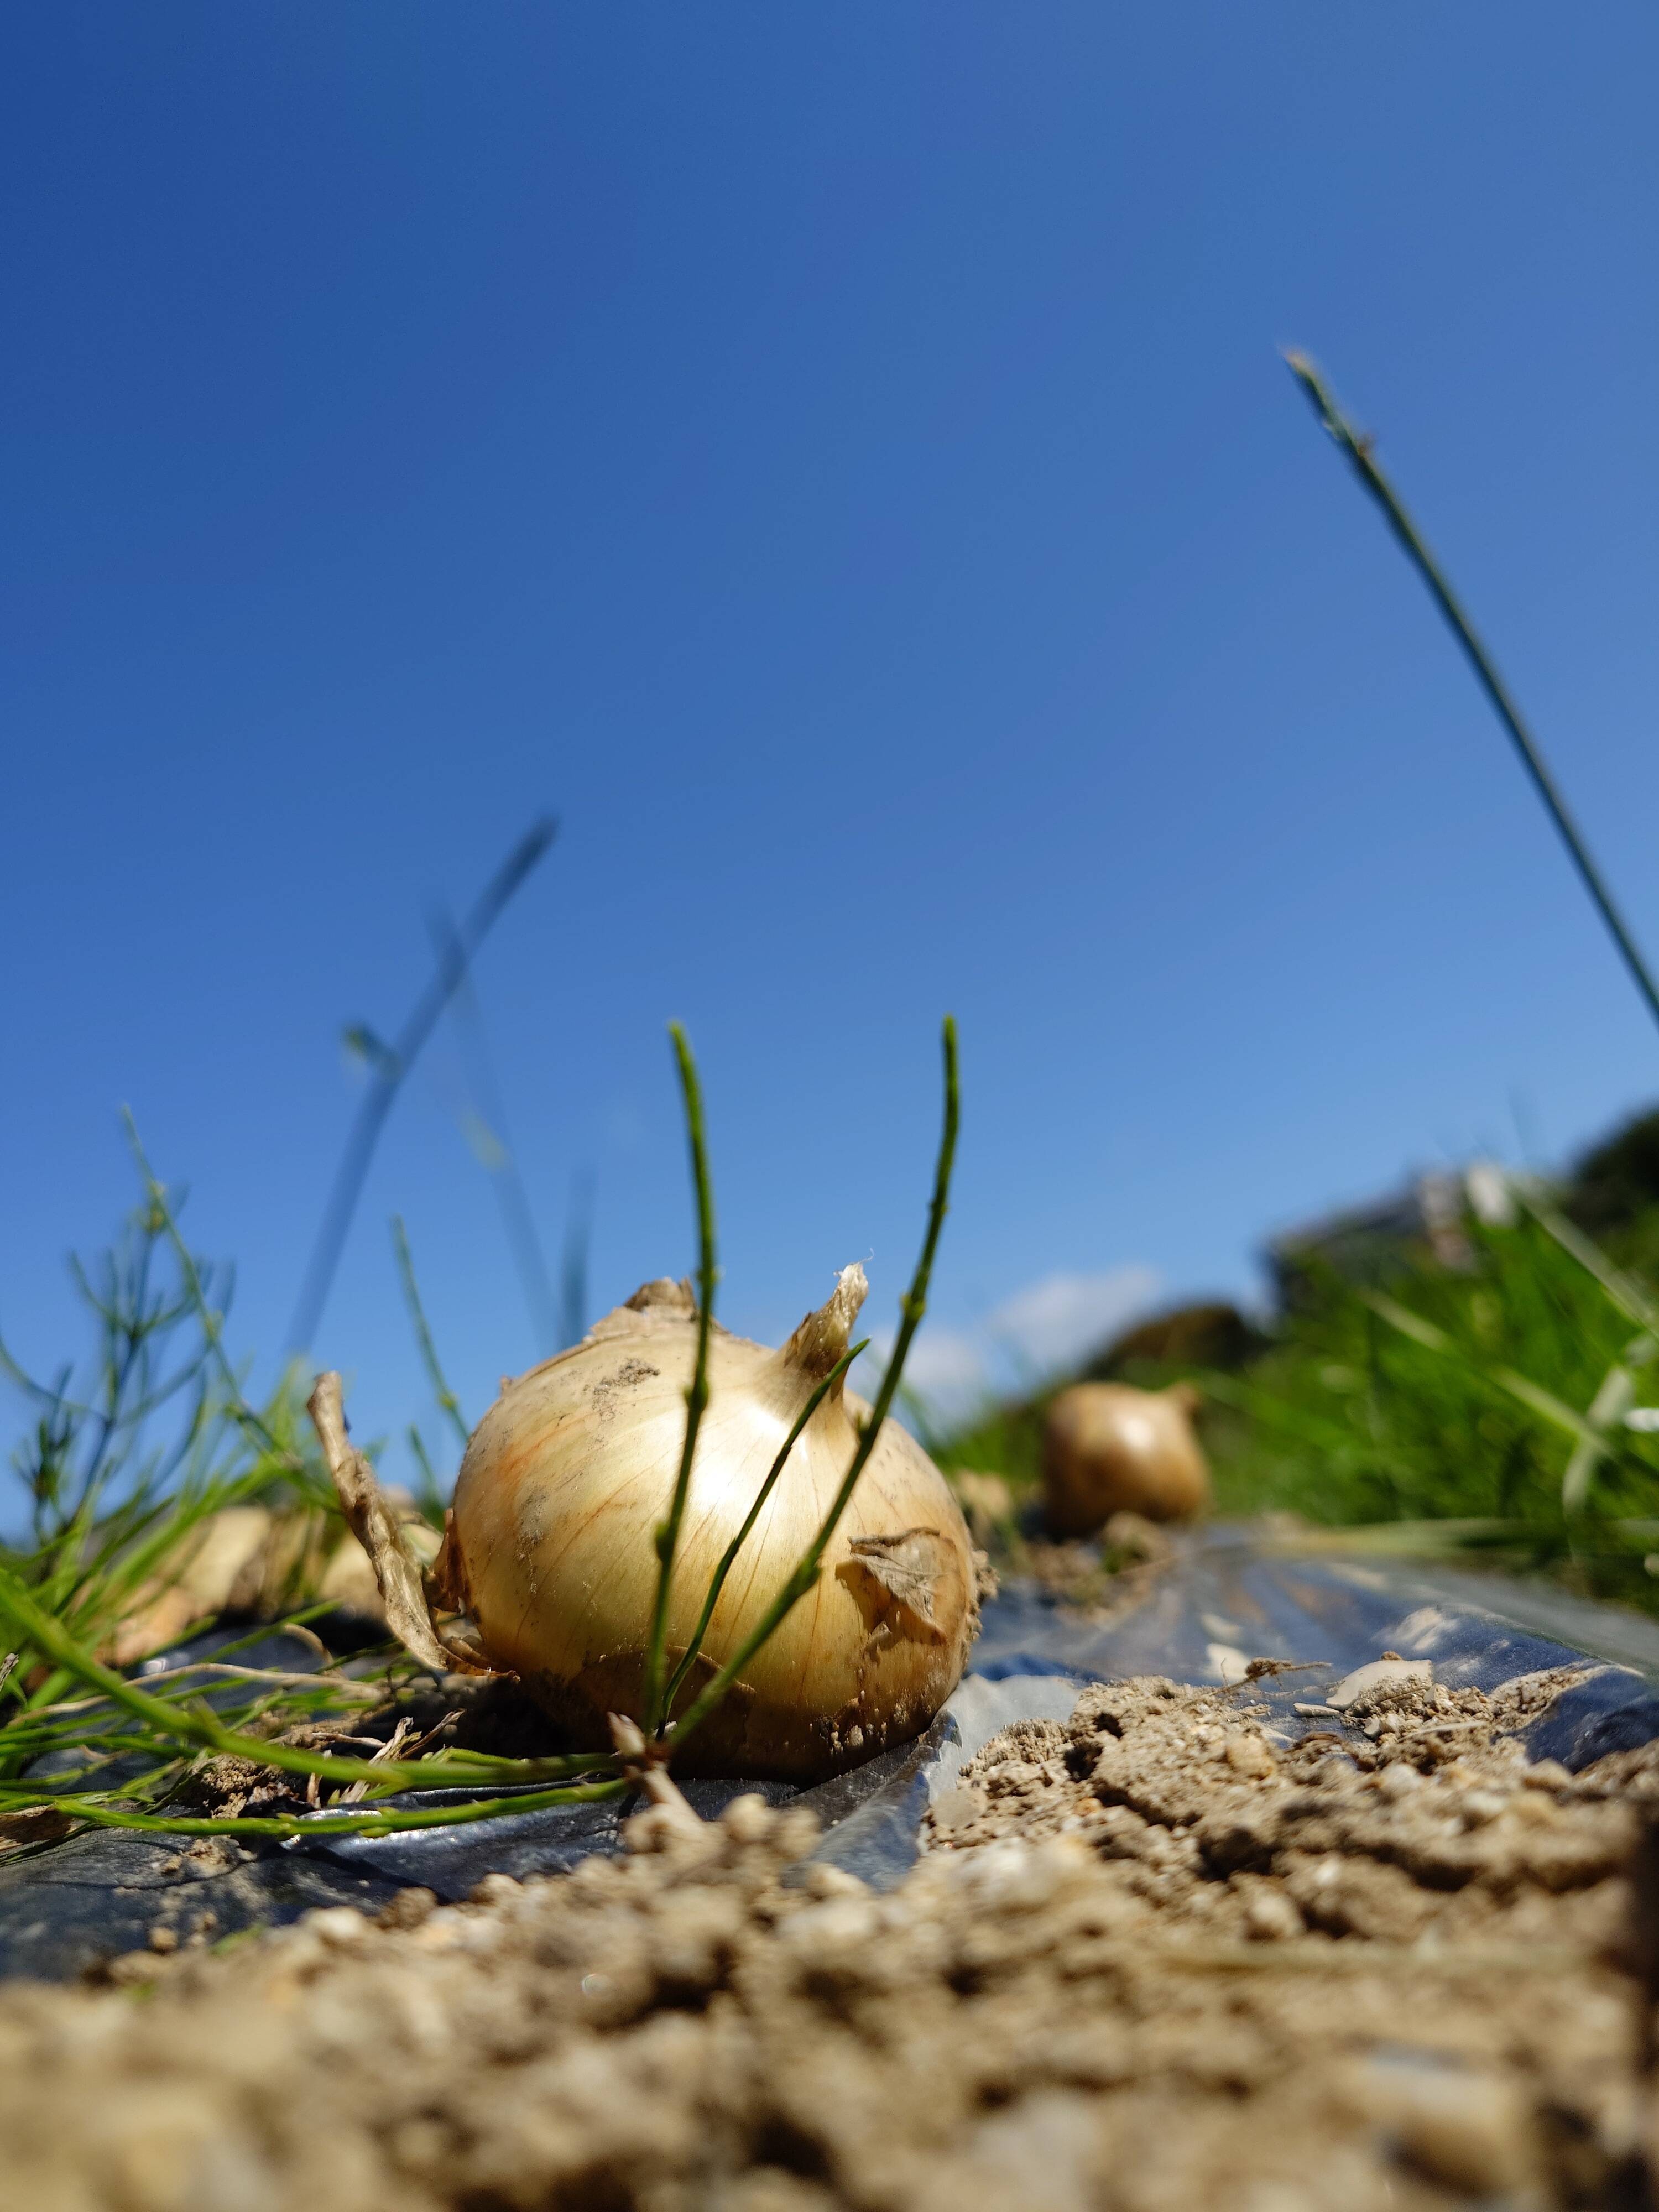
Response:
[944,1118,1659,1618]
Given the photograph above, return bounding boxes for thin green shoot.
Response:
[16,1775,629,1841]
[288,815,558,1353]
[406,1424,446,1526]
[1509,1179,1659,1333]
[1286,350,1659,1040]
[392,1215,470,1451]
[1359,1289,1602,1449]
[669,1014,959,1756]
[661,1335,869,1719]
[641,1023,718,1735]
[0,1565,607,1797]
[1560,1347,1654,1517]
[2,1015,963,1842]
[124,1112,302,1478]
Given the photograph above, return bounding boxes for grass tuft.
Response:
[0,1021,962,1844]
[944,1160,1659,1615]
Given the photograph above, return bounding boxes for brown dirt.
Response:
[7,1673,1659,2210]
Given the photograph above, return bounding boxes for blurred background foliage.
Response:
[11,1095,1659,1803]
[942,1102,1659,1616]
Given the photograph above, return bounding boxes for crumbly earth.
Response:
[7,1673,1659,2211]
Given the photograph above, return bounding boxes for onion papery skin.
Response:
[446,1274,980,1781]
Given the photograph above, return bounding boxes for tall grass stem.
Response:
[669,1016,959,1755]
[1286,352,1659,1040]
[392,1217,471,1451]
[426,901,562,1353]
[661,1336,869,1719]
[641,1025,718,1734]
[288,816,557,1352]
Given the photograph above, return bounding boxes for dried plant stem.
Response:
[307,1373,463,1674]
[607,1713,705,1837]
[661,1336,870,1718]
[1286,350,1659,1039]
[641,1025,718,1735]
[668,1015,960,1757]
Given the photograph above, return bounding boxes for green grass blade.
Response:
[392,1215,471,1451]
[642,1024,718,1735]
[1286,349,1659,1039]
[0,1563,606,1795]
[661,1337,869,1719]
[668,1015,959,1759]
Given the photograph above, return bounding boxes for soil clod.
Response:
[2,1671,1657,2207]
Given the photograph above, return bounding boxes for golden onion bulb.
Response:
[440,1265,982,1781]
[1041,1380,1211,1537]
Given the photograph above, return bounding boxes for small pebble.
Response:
[301,1906,372,1951]
[469,1873,521,1907]
[1375,1762,1423,1800]
[772,1807,823,1862]
[1225,1734,1277,1780]
[621,1806,681,1855]
[1243,1888,1304,1942]
[1522,1759,1573,1790]
[101,1952,165,1986]
[779,1895,880,1954]
[802,1863,867,1900]
[1328,1659,1433,1712]
[377,1887,438,1932]
[1350,2059,1527,2195]
[954,1837,1087,1912]
[721,1794,777,1846]
[1510,1791,1561,1828]
[1459,1790,1507,1828]
[147,1925,179,1955]
[930,1783,984,1834]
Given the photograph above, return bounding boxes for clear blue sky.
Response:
[4,8,1657,1468]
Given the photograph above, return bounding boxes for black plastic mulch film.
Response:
[7,1528,1659,1980]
